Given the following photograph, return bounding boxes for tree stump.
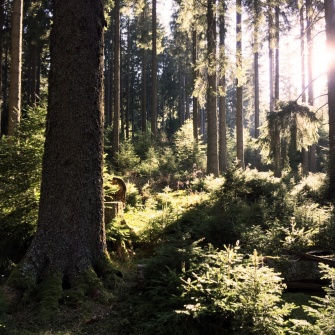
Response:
[104,177,127,224]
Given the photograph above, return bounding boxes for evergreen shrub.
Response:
[0,105,46,273]
[131,243,295,335]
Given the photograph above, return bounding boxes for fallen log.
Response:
[283,249,335,267]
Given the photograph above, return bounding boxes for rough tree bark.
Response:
[8,0,114,312]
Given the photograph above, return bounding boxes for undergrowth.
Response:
[2,116,335,334]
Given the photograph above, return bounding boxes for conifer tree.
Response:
[7,0,113,308]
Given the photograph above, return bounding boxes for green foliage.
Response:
[125,182,142,208]
[287,263,335,334]
[177,245,295,335]
[0,105,46,273]
[173,120,206,173]
[116,140,141,174]
[130,242,295,335]
[259,100,319,171]
[138,146,161,177]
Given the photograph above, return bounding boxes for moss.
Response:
[37,272,63,323]
[95,251,123,289]
[81,268,113,305]
[63,268,113,307]
[6,266,36,291]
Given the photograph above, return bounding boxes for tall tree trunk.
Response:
[151,0,157,137]
[192,28,198,141]
[268,5,274,112]
[325,0,335,198]
[206,0,219,176]
[2,38,9,135]
[141,48,147,132]
[180,71,186,125]
[236,0,244,169]
[112,0,120,165]
[29,44,37,106]
[219,6,227,173]
[8,0,23,135]
[306,0,317,172]
[300,1,309,174]
[0,0,5,137]
[274,118,282,177]
[125,18,131,139]
[274,5,280,102]
[104,30,111,126]
[253,0,260,168]
[120,35,124,140]
[8,0,110,301]
[300,2,306,104]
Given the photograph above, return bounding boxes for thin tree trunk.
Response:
[125,18,131,139]
[104,32,111,126]
[0,0,5,137]
[219,6,227,173]
[325,0,335,198]
[8,0,23,135]
[141,48,147,132]
[30,44,37,106]
[300,1,309,174]
[253,0,260,168]
[192,28,198,141]
[151,0,157,137]
[274,5,280,102]
[236,0,244,169]
[113,0,120,164]
[2,38,9,135]
[206,0,219,176]
[186,96,190,120]
[306,0,317,172]
[268,5,274,112]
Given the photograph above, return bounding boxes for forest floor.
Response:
[1,263,139,335]
[1,172,331,334]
